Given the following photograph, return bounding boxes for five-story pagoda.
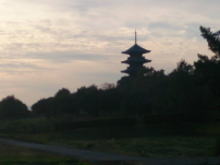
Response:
[121,32,151,77]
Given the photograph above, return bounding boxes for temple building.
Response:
[121,32,151,77]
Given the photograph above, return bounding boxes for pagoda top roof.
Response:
[122,43,151,55]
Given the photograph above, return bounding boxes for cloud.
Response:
[26,51,110,63]
[0,59,49,74]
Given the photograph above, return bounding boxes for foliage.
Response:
[55,88,71,98]
[0,96,29,119]
[0,143,90,165]
[200,26,220,57]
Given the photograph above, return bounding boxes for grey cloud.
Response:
[0,62,47,74]
[17,0,130,15]
[34,25,53,34]
[72,33,132,42]
[184,23,201,39]
[0,63,41,69]
[26,51,110,63]
[147,22,202,39]
[148,22,182,31]
[16,0,220,18]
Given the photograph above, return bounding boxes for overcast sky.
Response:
[0,0,219,105]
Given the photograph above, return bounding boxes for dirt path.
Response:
[0,138,219,165]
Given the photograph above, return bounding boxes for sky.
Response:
[0,0,219,106]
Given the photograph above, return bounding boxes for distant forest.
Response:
[0,26,220,121]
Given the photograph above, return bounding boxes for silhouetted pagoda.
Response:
[121,32,151,77]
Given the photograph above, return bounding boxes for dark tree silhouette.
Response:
[0,96,29,119]
[200,26,220,57]
[55,88,71,98]
[31,98,54,117]
[194,27,220,98]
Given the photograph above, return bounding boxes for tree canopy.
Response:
[0,96,29,119]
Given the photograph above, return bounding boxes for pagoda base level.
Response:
[121,71,145,77]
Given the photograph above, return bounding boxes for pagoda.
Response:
[121,32,151,77]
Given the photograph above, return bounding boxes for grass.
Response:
[0,116,220,158]
[0,142,148,165]
[19,135,218,158]
[0,121,219,158]
[57,136,216,158]
[0,143,90,164]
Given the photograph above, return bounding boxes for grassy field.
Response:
[0,143,90,164]
[0,141,143,165]
[49,136,217,158]
[0,120,219,158]
[2,134,216,158]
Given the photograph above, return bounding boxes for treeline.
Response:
[1,26,220,121]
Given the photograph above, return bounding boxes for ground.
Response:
[0,119,219,158]
[0,143,90,164]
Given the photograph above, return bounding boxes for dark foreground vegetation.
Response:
[0,143,89,165]
[0,26,220,158]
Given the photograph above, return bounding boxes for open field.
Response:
[0,118,219,158]
[1,134,216,158]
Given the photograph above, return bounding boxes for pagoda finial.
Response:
[135,30,137,44]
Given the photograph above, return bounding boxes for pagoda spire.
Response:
[135,30,137,44]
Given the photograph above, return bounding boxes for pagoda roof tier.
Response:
[122,44,151,55]
[122,57,151,64]
[121,66,146,74]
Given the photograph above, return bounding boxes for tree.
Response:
[194,27,220,97]
[75,85,101,116]
[192,26,220,113]
[200,26,220,57]
[0,96,29,119]
[55,88,71,98]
